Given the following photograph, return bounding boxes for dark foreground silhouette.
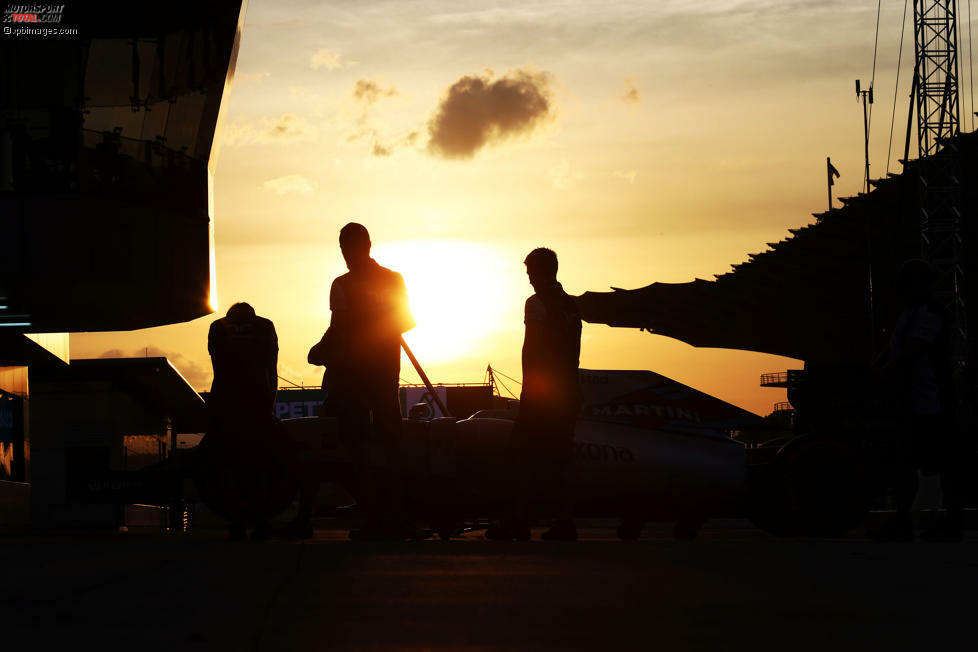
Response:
[206,301,279,541]
[288,222,416,540]
[489,247,582,541]
[871,259,965,542]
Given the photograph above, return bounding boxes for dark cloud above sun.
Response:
[426,69,555,159]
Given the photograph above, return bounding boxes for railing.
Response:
[760,369,805,388]
[760,371,789,387]
[772,401,794,413]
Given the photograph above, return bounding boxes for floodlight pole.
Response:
[856,79,873,193]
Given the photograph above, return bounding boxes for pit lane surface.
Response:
[2,522,974,650]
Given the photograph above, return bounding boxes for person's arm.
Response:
[519,295,549,403]
[267,320,279,409]
[393,272,415,334]
[308,332,330,366]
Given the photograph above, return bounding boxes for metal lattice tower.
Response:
[913,0,967,361]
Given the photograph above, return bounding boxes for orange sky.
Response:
[72,1,964,415]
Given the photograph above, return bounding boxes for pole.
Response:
[904,61,918,165]
[400,336,451,417]
[827,157,833,211]
[862,90,871,193]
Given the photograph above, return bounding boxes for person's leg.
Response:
[542,423,577,541]
[558,460,575,523]
[923,420,965,541]
[556,418,576,523]
[512,419,535,539]
[372,384,404,520]
[274,470,317,539]
[872,418,919,541]
[339,397,382,538]
[513,449,532,537]
[369,383,424,539]
[486,422,528,540]
[893,466,919,521]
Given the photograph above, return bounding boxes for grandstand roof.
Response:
[576,132,978,364]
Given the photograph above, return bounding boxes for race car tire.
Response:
[192,435,299,526]
[750,436,869,537]
[617,519,643,540]
[672,518,702,541]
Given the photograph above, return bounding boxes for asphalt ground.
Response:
[2,521,975,651]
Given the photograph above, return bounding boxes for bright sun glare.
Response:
[371,240,520,364]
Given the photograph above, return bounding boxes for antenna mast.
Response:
[857,79,874,193]
[913,0,967,362]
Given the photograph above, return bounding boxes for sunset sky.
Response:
[71,0,965,415]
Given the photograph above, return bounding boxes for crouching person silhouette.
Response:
[205,302,279,541]
[488,248,582,541]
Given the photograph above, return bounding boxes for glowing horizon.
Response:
[70,0,933,416]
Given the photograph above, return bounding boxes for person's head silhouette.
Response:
[524,247,558,291]
[226,301,256,322]
[340,222,371,271]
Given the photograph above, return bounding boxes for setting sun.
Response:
[372,240,522,365]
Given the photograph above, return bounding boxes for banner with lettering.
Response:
[578,369,761,437]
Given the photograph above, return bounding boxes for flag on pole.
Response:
[827,157,840,186]
[826,157,841,212]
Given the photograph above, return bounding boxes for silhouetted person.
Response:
[874,259,963,542]
[207,302,278,541]
[489,248,582,541]
[311,222,416,540]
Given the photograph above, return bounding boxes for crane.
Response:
[912,0,968,365]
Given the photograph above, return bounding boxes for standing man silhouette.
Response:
[323,222,416,540]
[491,247,582,541]
[874,259,963,542]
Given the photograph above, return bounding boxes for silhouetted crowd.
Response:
[206,223,582,542]
[206,225,967,543]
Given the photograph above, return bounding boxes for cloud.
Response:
[548,160,583,190]
[347,79,407,156]
[224,114,319,146]
[261,114,318,142]
[353,79,398,104]
[310,48,345,71]
[613,169,638,184]
[98,347,211,390]
[236,71,271,84]
[426,68,555,159]
[369,131,418,158]
[621,78,640,104]
[261,174,315,195]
